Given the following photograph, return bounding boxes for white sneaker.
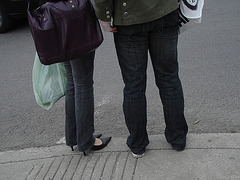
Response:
[131,152,145,158]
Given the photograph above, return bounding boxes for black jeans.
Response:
[63,51,95,152]
[114,10,188,154]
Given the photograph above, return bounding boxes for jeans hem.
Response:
[78,138,95,152]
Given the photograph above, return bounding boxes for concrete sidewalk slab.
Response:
[135,149,240,179]
[0,133,239,180]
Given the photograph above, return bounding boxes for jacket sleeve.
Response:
[94,0,114,22]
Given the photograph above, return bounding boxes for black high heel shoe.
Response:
[83,137,111,156]
[70,134,102,151]
[93,134,102,139]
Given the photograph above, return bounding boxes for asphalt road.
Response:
[0,0,240,151]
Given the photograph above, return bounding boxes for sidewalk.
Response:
[0,133,239,180]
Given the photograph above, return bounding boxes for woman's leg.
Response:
[64,61,77,147]
[64,51,96,152]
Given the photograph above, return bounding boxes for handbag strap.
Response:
[28,0,65,12]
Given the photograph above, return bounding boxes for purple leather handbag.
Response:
[27,0,103,65]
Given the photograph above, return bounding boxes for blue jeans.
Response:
[63,51,95,152]
[114,10,188,154]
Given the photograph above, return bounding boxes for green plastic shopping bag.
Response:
[32,53,67,110]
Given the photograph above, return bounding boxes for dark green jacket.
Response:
[94,0,179,26]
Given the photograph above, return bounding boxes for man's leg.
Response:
[149,10,188,150]
[114,25,150,155]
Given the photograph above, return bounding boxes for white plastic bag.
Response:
[32,53,67,110]
[178,0,204,34]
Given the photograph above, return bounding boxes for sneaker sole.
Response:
[131,152,145,158]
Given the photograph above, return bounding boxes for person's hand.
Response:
[99,21,117,32]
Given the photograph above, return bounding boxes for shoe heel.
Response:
[83,152,86,156]
[70,146,74,151]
